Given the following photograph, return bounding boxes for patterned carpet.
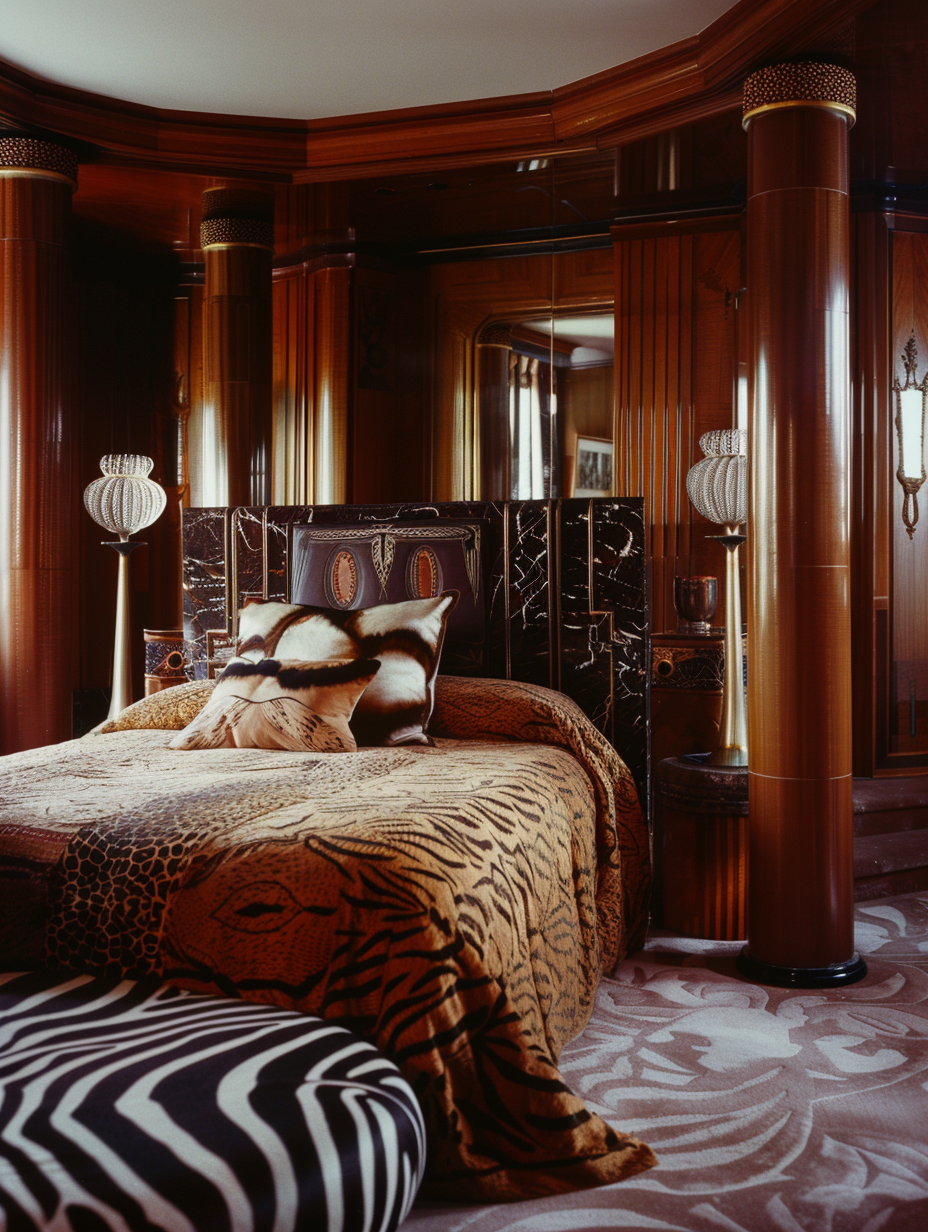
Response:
[406,891,928,1232]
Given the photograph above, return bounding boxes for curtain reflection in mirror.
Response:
[510,353,554,499]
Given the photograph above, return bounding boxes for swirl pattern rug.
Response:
[407,891,928,1231]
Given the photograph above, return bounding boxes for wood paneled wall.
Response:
[72,231,183,714]
[886,228,928,765]
[613,220,742,635]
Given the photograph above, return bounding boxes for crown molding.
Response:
[0,0,872,181]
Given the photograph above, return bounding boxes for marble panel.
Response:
[506,501,553,689]
[182,508,228,679]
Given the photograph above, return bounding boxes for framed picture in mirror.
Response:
[572,436,614,497]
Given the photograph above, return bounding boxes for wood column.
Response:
[739,64,866,986]
[476,323,512,500]
[198,188,274,507]
[0,137,76,754]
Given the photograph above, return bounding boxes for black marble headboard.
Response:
[182,499,649,802]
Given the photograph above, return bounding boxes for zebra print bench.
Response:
[0,970,425,1232]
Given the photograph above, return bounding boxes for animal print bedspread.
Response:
[2,676,655,1200]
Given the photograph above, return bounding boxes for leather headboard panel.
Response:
[290,521,485,656]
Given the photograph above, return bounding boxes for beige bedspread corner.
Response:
[7,679,654,1201]
[432,673,651,964]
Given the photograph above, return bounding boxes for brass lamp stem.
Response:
[105,541,143,721]
[708,525,748,767]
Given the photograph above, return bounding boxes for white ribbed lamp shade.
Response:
[686,429,747,526]
[83,455,167,540]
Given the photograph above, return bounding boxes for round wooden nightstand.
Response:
[655,754,748,940]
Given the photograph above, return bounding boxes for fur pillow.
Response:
[97,679,216,733]
[168,659,380,752]
[237,592,458,746]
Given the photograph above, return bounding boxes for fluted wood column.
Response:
[199,188,274,507]
[0,137,76,754]
[476,323,512,500]
[739,64,865,987]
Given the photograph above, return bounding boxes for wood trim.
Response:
[610,215,742,243]
[0,0,873,180]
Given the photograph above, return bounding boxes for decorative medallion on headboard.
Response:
[182,499,649,802]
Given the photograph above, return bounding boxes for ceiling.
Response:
[0,0,736,122]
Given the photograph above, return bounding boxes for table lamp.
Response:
[685,429,748,766]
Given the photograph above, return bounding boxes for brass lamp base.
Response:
[105,541,143,721]
[706,527,748,767]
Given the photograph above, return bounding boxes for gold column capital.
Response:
[0,134,78,189]
[477,322,513,349]
[200,185,275,251]
[742,62,856,130]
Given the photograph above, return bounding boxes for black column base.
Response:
[737,947,867,989]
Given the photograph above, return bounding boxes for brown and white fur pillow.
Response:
[236,592,458,746]
[169,659,380,752]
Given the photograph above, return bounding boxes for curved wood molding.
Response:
[0,0,871,181]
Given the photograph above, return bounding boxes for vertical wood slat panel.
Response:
[272,270,312,506]
[888,230,928,758]
[852,212,891,774]
[614,223,741,637]
[313,266,351,506]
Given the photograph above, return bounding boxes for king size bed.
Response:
[0,497,654,1213]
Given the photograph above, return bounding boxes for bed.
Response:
[0,498,654,1204]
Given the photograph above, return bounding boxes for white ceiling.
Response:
[0,0,735,122]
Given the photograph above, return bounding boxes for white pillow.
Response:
[169,658,380,752]
[236,592,458,746]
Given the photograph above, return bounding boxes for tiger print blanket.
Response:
[0,676,655,1201]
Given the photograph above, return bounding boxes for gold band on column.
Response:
[742,62,856,128]
[0,135,78,187]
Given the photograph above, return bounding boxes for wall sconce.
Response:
[893,333,927,540]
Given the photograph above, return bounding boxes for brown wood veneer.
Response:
[0,174,73,753]
[201,243,273,507]
[745,98,855,970]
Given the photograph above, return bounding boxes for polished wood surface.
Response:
[745,102,855,969]
[613,221,742,633]
[312,265,351,505]
[886,231,928,763]
[0,175,72,753]
[656,756,748,940]
[0,0,874,182]
[662,805,748,941]
[851,212,891,776]
[199,243,273,507]
[271,259,353,507]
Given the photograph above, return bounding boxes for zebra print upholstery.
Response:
[0,969,425,1232]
